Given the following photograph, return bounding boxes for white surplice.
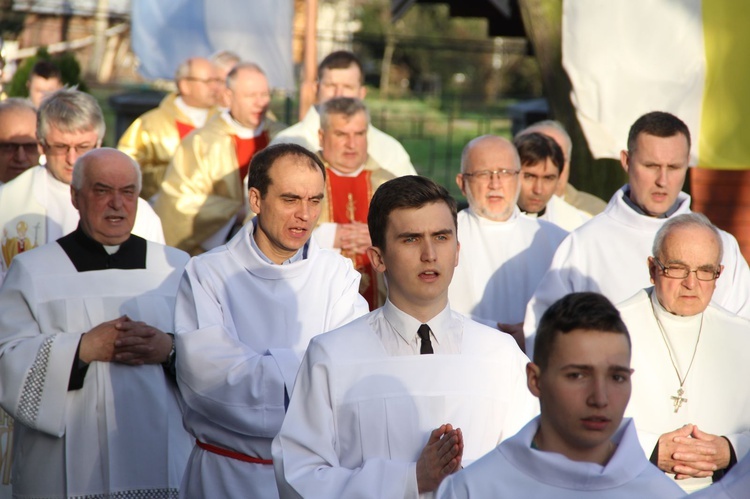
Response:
[437,417,686,498]
[524,186,750,357]
[270,106,417,177]
[691,453,750,499]
[174,221,369,498]
[619,289,750,493]
[0,238,191,498]
[272,301,539,499]
[538,194,592,232]
[449,207,567,326]
[0,165,165,278]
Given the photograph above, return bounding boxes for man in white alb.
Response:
[524,111,750,356]
[513,131,591,232]
[0,88,165,281]
[174,143,369,498]
[618,213,750,493]
[273,175,538,498]
[448,135,566,349]
[438,292,684,498]
[0,148,191,498]
[270,50,416,178]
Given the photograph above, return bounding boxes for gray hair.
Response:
[459,134,520,174]
[71,147,142,193]
[211,50,241,72]
[226,62,266,91]
[0,97,37,114]
[319,97,370,130]
[37,88,105,144]
[522,120,572,161]
[653,212,723,263]
[174,58,193,81]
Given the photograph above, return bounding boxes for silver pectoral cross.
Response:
[671,387,687,413]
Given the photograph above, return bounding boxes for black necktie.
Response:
[417,324,434,354]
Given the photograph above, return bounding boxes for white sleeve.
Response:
[174,261,290,438]
[273,339,420,499]
[0,258,81,437]
[523,233,580,359]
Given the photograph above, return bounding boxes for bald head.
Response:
[72,147,141,192]
[71,148,141,245]
[227,63,270,129]
[176,57,221,109]
[456,135,521,222]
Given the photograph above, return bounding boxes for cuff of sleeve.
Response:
[68,336,90,391]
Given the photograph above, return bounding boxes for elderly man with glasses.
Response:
[0,88,164,282]
[118,57,222,200]
[447,135,567,350]
[0,98,39,186]
[618,212,750,494]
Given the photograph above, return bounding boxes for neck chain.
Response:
[649,296,703,413]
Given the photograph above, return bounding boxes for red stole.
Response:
[234,132,270,182]
[175,121,196,140]
[325,168,379,310]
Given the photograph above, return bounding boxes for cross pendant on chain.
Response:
[671,387,687,413]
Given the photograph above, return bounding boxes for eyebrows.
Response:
[279,191,324,201]
[562,364,632,374]
[662,257,720,269]
[92,181,137,191]
[394,228,454,239]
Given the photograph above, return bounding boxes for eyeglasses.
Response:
[43,142,96,156]
[0,141,38,155]
[184,77,223,85]
[462,169,520,182]
[653,257,721,281]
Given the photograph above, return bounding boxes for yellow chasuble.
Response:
[117,93,220,200]
[155,114,271,255]
[318,156,394,310]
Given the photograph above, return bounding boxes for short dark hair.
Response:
[318,51,364,84]
[29,60,62,82]
[627,111,691,155]
[248,143,326,197]
[513,132,565,174]
[368,176,457,251]
[534,292,630,370]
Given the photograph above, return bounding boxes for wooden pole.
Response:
[299,0,318,121]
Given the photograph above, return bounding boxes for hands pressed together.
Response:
[79,315,173,366]
[416,423,464,493]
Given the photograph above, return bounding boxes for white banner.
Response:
[131,0,295,90]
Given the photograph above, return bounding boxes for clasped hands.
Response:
[657,424,731,479]
[79,315,173,366]
[335,222,371,255]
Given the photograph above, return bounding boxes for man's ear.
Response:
[248,187,262,215]
[70,186,79,210]
[455,173,467,196]
[620,150,630,174]
[367,245,386,274]
[648,256,657,284]
[526,362,542,399]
